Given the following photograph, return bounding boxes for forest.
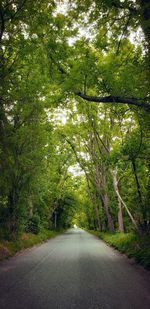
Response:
[0,0,150,264]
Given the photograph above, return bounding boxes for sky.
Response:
[55,0,144,47]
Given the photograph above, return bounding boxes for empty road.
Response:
[0,228,150,309]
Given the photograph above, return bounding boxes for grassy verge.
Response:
[88,230,150,270]
[0,229,64,262]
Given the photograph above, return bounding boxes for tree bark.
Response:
[111,168,139,232]
[118,199,124,233]
[95,206,102,231]
[131,159,143,203]
[103,192,115,232]
[131,159,147,221]
[111,169,124,232]
[95,164,115,232]
[76,92,150,113]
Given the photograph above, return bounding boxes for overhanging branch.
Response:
[48,57,150,113]
[75,92,150,113]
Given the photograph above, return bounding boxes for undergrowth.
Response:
[0,229,64,262]
[89,230,150,269]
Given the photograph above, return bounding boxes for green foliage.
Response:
[89,231,150,269]
[0,229,64,261]
[26,214,41,235]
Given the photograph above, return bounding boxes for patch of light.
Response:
[68,163,84,176]
[46,108,71,125]
[112,136,120,141]
[39,96,46,101]
[129,27,145,48]
[79,151,90,161]
[53,0,69,16]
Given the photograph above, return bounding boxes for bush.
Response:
[0,229,65,262]
[88,230,150,269]
[26,214,41,234]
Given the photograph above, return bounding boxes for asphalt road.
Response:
[0,228,150,309]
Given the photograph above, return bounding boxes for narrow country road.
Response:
[0,228,150,309]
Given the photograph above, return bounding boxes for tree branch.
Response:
[47,52,150,113]
[75,91,150,113]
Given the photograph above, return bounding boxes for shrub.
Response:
[88,230,150,269]
[26,214,41,234]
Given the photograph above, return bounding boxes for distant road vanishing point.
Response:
[0,228,150,309]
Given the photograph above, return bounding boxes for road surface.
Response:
[0,228,150,309]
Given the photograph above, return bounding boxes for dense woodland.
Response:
[0,0,150,240]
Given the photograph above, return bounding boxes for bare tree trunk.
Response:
[131,159,146,221]
[103,192,115,232]
[118,199,124,233]
[132,159,143,201]
[111,169,124,232]
[111,168,139,232]
[95,206,102,231]
[95,165,115,232]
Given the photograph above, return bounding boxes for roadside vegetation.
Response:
[0,229,64,261]
[88,231,150,269]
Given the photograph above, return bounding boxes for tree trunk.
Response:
[7,190,18,239]
[117,199,124,233]
[131,159,146,221]
[132,159,143,202]
[111,169,124,232]
[95,206,102,231]
[111,168,139,232]
[103,192,115,232]
[95,165,115,232]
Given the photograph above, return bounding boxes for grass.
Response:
[0,229,64,262]
[88,230,150,269]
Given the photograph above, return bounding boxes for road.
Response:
[0,228,150,309]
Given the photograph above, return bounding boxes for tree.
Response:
[0,0,149,239]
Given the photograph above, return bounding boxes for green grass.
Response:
[0,229,64,262]
[88,230,150,269]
